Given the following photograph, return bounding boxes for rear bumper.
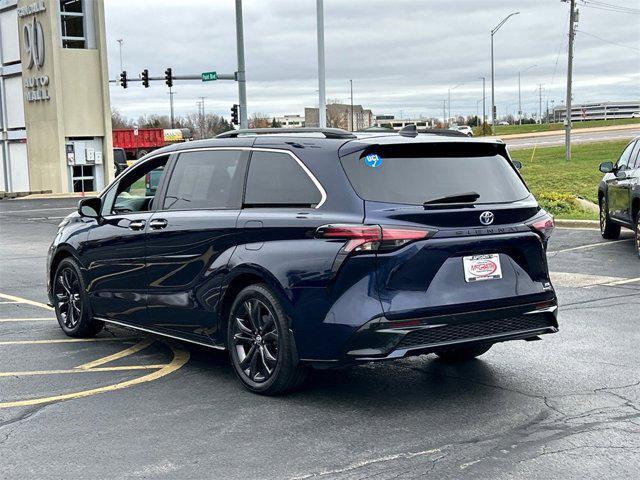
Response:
[307,299,558,366]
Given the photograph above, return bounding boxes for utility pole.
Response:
[538,84,543,124]
[168,88,175,128]
[491,12,519,135]
[517,65,536,125]
[316,0,327,128]
[198,96,205,138]
[448,88,451,126]
[442,100,446,128]
[350,79,354,131]
[235,0,248,129]
[564,0,577,161]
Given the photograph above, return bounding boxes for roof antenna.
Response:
[399,124,418,138]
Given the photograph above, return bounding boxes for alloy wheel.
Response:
[231,298,279,383]
[636,214,640,258]
[54,267,82,329]
[599,201,607,234]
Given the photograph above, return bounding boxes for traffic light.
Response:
[164,67,173,88]
[141,69,149,88]
[119,70,127,89]
[231,104,239,125]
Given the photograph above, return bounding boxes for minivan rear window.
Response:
[340,143,530,205]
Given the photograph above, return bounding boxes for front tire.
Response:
[634,210,640,259]
[227,284,308,395]
[435,344,492,362]
[600,197,621,239]
[53,258,103,337]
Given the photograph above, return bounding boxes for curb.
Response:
[555,219,599,229]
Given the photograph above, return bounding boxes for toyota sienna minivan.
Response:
[48,126,558,394]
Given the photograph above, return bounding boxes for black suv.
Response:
[48,127,558,394]
[598,135,640,258]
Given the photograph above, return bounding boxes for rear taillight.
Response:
[528,212,555,242]
[316,224,434,252]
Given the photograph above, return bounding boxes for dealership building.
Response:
[0,0,113,194]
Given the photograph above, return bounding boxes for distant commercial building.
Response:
[0,0,113,194]
[305,104,374,131]
[373,118,435,130]
[552,101,640,123]
[274,114,304,128]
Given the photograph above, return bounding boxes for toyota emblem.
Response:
[479,211,494,225]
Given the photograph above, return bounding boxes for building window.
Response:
[59,0,85,48]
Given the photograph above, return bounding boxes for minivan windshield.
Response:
[340,143,530,205]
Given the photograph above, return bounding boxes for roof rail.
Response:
[216,127,356,139]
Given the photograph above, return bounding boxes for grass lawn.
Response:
[510,139,629,219]
[473,118,640,136]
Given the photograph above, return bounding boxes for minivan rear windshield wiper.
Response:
[423,192,480,207]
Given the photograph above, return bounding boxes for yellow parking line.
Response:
[0,337,139,346]
[0,365,167,378]
[0,342,190,409]
[0,293,53,311]
[0,318,55,322]
[76,338,154,370]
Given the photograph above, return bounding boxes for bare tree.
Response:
[111,108,133,129]
[249,112,271,129]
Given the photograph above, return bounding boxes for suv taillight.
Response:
[316,224,435,252]
[528,212,555,242]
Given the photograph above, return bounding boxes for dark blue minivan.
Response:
[47,127,558,394]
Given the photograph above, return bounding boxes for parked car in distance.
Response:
[598,135,640,258]
[498,121,510,126]
[48,127,558,395]
[631,112,640,119]
[450,125,473,136]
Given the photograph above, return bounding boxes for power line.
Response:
[579,0,640,14]
[576,29,640,51]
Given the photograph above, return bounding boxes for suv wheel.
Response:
[599,197,621,239]
[435,344,492,362]
[227,284,308,395]
[53,258,104,337]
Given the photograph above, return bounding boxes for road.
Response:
[1,197,639,479]
[502,127,640,150]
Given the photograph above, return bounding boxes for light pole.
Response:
[116,38,124,72]
[349,79,354,131]
[316,0,326,128]
[235,0,248,129]
[518,64,536,124]
[479,76,486,130]
[491,12,519,134]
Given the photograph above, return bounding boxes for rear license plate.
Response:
[463,254,502,283]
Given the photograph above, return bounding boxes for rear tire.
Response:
[435,344,492,362]
[53,258,104,338]
[600,197,621,239]
[227,284,308,395]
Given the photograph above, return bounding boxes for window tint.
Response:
[616,141,636,170]
[163,150,244,210]
[108,156,168,215]
[340,143,530,205]
[244,151,322,206]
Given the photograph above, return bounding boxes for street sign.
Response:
[201,71,218,82]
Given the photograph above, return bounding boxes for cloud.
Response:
[105,0,640,120]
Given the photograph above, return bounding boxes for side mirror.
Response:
[512,160,522,170]
[78,197,102,219]
[599,161,614,173]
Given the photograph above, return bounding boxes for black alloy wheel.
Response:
[227,284,308,395]
[55,265,83,329]
[635,211,640,259]
[231,298,279,383]
[53,258,103,337]
[599,197,621,239]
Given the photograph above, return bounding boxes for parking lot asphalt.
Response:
[1,197,638,480]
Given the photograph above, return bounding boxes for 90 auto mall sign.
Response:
[19,1,51,102]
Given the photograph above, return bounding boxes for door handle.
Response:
[149,218,168,230]
[129,219,146,231]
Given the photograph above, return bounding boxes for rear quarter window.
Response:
[340,143,530,205]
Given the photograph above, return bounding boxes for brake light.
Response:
[316,224,433,252]
[528,212,555,242]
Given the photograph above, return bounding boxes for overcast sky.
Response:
[105,0,640,121]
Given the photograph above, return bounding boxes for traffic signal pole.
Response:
[235,0,248,129]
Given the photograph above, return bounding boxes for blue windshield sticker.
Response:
[364,154,381,168]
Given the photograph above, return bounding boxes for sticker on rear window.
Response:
[364,154,381,168]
